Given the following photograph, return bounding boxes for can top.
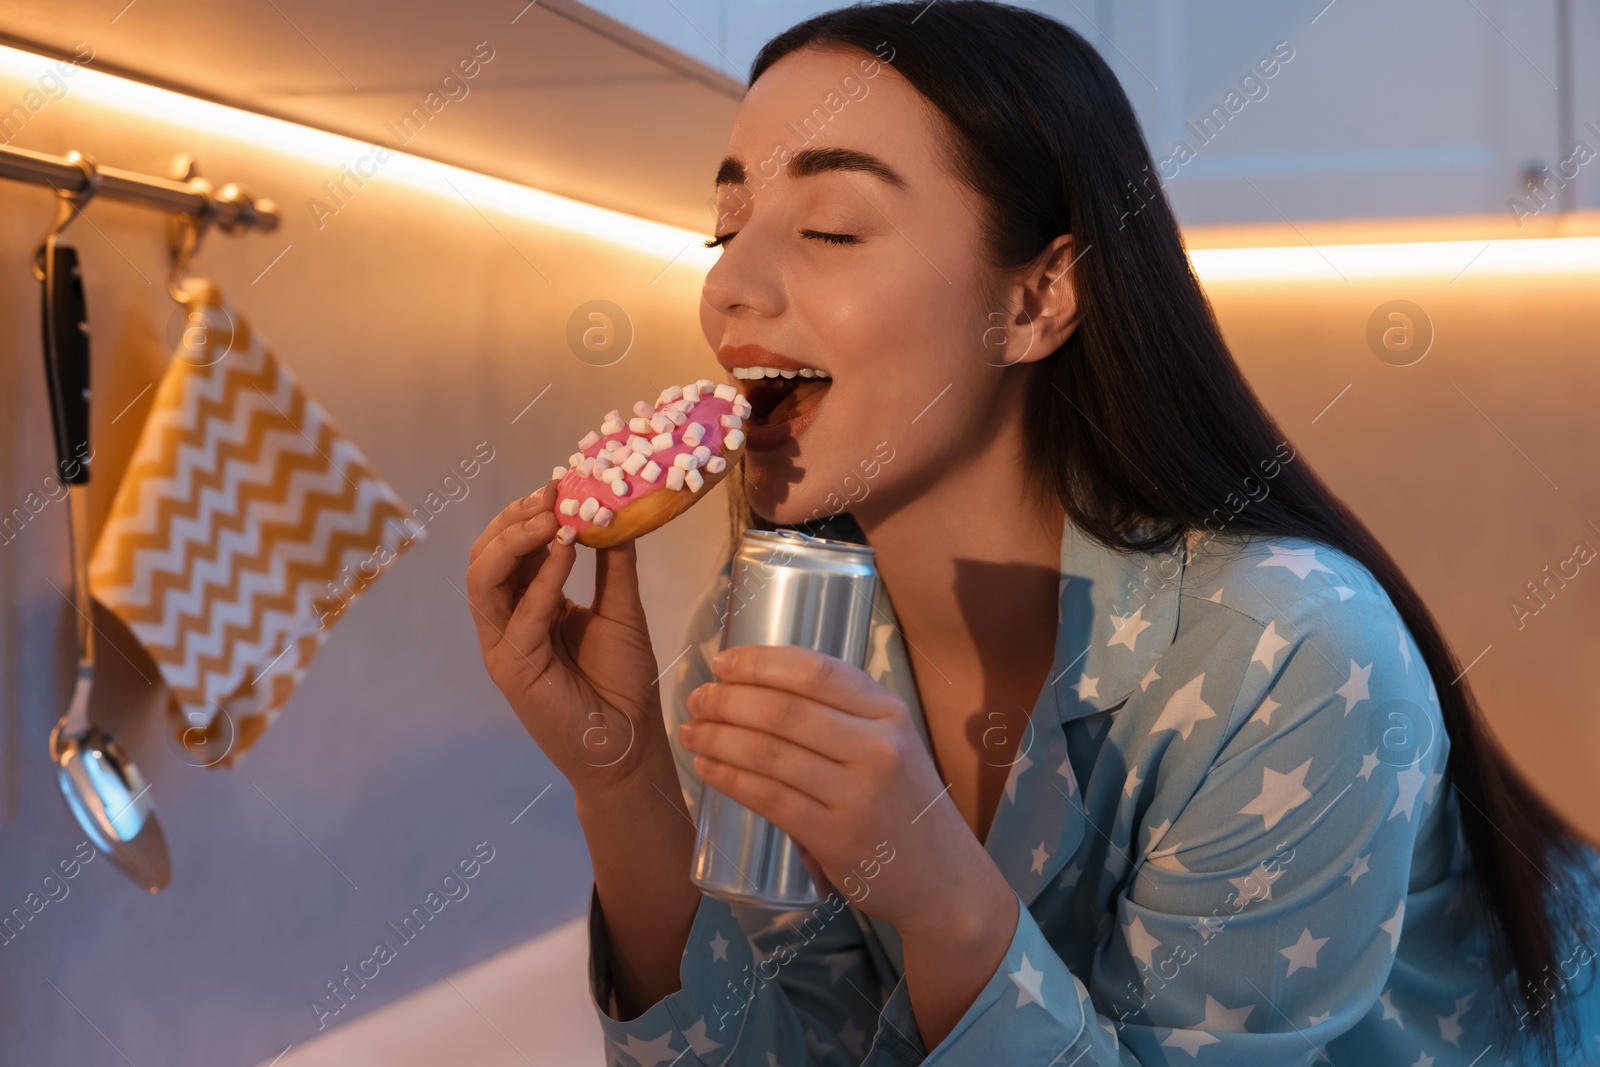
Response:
[741,527,876,558]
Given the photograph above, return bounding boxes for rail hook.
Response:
[31,150,100,281]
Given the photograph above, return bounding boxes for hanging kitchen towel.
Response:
[89,278,421,765]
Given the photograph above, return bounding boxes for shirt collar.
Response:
[1044,515,1190,724]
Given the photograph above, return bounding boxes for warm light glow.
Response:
[0,43,720,268]
[1189,236,1600,282]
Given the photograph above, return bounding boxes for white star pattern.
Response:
[1074,673,1100,701]
[1391,762,1427,821]
[1056,755,1078,793]
[1145,818,1173,854]
[1437,995,1471,1045]
[1108,606,1153,651]
[1411,1054,1434,1067]
[1333,585,1355,600]
[1238,758,1314,830]
[1308,1010,1332,1026]
[1258,544,1336,579]
[1205,587,1225,603]
[1149,674,1216,740]
[1380,899,1405,953]
[1200,994,1256,1032]
[1396,618,1412,671]
[682,1017,724,1056]
[1425,771,1443,807]
[1124,765,1143,797]
[615,1031,680,1067]
[708,930,728,961]
[1141,664,1161,691]
[837,1019,867,1058]
[1230,861,1285,903]
[1249,693,1281,728]
[1004,752,1034,804]
[1280,928,1329,976]
[804,1028,835,1058]
[1336,659,1373,715]
[1058,862,1084,888]
[1345,853,1371,886]
[1125,915,1163,968]
[1252,621,1292,671]
[1379,989,1403,1025]
[1161,1027,1220,1057]
[1030,841,1050,875]
[1358,748,1380,781]
[1009,953,1046,1008]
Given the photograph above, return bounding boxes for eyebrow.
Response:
[715,147,908,190]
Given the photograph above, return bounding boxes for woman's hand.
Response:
[465,484,667,794]
[677,644,1016,940]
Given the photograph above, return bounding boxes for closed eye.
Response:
[704,232,735,248]
[800,229,859,245]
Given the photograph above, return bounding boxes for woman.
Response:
[466,3,1599,1063]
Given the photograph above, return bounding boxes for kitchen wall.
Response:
[0,56,731,1067]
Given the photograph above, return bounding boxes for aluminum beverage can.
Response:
[690,528,878,909]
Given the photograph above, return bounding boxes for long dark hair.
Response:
[726,1,1598,1058]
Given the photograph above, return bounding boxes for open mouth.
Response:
[734,366,832,445]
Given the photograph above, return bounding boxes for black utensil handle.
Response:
[41,237,91,486]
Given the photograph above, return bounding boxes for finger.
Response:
[688,681,870,763]
[691,753,833,839]
[501,527,579,655]
[679,718,845,807]
[469,485,555,565]
[465,511,561,650]
[592,538,648,631]
[710,645,900,720]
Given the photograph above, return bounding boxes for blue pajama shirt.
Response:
[586,516,1600,1065]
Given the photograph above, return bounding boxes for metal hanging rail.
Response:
[0,142,279,233]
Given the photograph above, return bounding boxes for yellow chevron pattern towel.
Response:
[89,279,420,765]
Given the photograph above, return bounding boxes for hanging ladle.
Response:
[36,151,172,893]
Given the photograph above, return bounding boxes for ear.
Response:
[983,234,1082,366]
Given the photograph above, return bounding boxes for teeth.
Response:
[731,366,829,380]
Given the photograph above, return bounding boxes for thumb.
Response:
[592,538,648,629]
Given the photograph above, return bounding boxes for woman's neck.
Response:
[853,412,1066,708]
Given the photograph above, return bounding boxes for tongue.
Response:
[766,379,831,425]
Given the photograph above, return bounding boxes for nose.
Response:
[700,220,786,322]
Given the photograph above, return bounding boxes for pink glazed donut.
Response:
[548,379,750,548]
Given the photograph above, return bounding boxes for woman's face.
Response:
[701,45,1047,526]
